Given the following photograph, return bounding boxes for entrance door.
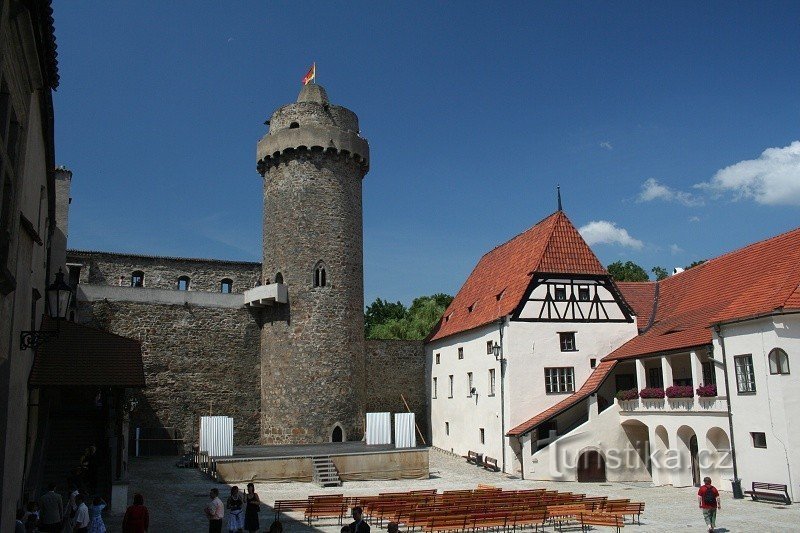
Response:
[331,426,343,442]
[690,435,701,486]
[577,450,606,482]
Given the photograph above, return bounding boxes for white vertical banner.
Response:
[365,412,392,445]
[200,416,234,457]
[394,413,416,449]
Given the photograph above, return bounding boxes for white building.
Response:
[427,209,800,500]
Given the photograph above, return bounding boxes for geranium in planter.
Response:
[615,388,639,401]
[639,387,665,399]
[696,384,717,397]
[665,385,694,398]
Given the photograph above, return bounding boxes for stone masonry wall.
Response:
[76,299,261,447]
[365,339,428,442]
[67,251,262,293]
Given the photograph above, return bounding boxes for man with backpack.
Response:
[697,476,721,532]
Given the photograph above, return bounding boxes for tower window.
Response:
[275,272,284,284]
[177,276,190,291]
[131,271,144,288]
[313,262,327,287]
[289,122,299,129]
[220,278,233,293]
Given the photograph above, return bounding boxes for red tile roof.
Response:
[428,211,607,342]
[606,226,800,361]
[29,318,145,387]
[507,360,616,436]
[616,282,657,330]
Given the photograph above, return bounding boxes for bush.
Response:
[639,387,665,399]
[615,388,639,401]
[696,384,718,397]
[665,385,694,398]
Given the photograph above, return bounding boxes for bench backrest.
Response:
[752,482,788,491]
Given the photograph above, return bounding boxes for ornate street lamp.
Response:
[20,268,73,350]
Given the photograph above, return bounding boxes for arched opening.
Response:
[705,427,732,487]
[690,435,701,486]
[769,348,790,375]
[577,450,606,482]
[621,420,651,475]
[313,261,327,288]
[131,270,144,288]
[220,278,233,293]
[177,276,190,291]
[331,425,344,442]
[652,425,671,486]
[676,425,699,487]
[274,272,284,284]
[289,122,299,128]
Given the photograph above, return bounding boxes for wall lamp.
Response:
[491,342,503,361]
[20,268,73,350]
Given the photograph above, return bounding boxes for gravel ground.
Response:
[103,448,798,532]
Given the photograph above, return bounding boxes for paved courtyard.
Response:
[104,448,797,532]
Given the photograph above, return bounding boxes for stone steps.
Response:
[312,456,342,487]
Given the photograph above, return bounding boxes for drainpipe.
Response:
[713,324,743,498]
[498,318,506,473]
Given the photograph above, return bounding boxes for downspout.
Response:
[713,324,743,498]
[498,317,506,473]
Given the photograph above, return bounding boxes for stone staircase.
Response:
[312,456,342,487]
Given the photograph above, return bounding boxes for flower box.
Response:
[665,385,694,399]
[639,387,666,399]
[696,384,718,397]
[616,388,639,401]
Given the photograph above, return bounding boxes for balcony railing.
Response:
[618,395,727,415]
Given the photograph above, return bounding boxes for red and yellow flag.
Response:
[302,63,316,85]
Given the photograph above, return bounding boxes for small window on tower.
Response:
[177,276,190,291]
[313,261,327,287]
[275,272,284,284]
[220,278,233,293]
[289,122,299,128]
[131,271,144,288]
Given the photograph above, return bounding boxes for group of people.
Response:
[205,484,261,532]
[16,483,107,533]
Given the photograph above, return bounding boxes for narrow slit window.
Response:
[177,276,190,291]
[313,262,327,287]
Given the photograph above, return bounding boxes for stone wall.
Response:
[67,250,262,293]
[76,299,261,448]
[365,339,428,442]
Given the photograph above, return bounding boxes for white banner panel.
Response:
[366,412,392,445]
[199,416,234,457]
[394,413,416,449]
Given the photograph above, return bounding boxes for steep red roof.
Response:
[428,211,607,342]
[616,281,657,330]
[606,226,800,361]
[29,318,145,387]
[507,360,616,436]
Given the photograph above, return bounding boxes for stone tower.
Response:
[256,83,370,444]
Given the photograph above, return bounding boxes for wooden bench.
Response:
[604,502,644,525]
[273,499,309,519]
[744,482,791,504]
[579,512,624,533]
[483,456,500,471]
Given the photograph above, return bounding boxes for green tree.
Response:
[364,298,406,336]
[607,260,649,282]
[366,293,453,340]
[651,266,669,280]
[685,259,706,270]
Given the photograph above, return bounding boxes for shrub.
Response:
[665,385,694,398]
[615,388,639,401]
[639,387,665,399]
[696,384,718,397]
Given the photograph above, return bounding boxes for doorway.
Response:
[331,425,343,442]
[577,450,606,482]
[690,435,701,486]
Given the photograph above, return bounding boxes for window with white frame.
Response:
[488,368,496,396]
[768,348,790,375]
[432,377,437,399]
[545,367,575,393]
[448,375,454,398]
[735,354,756,393]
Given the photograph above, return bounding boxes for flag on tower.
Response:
[302,63,316,85]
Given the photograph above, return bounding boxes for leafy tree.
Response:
[651,266,669,281]
[685,259,706,270]
[607,260,649,282]
[364,298,406,336]
[366,293,453,340]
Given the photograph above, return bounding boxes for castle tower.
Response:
[255,83,369,444]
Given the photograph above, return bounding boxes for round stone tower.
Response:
[256,83,369,444]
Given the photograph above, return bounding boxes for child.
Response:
[88,496,107,533]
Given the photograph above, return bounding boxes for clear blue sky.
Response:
[53,1,800,306]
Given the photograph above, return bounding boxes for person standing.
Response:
[348,507,370,533]
[88,496,107,533]
[72,494,90,533]
[38,483,64,532]
[205,488,224,533]
[697,476,721,533]
[227,486,245,533]
[122,493,149,533]
[244,483,260,533]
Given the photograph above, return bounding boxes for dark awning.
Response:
[29,317,145,387]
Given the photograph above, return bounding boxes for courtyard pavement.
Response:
[104,448,797,532]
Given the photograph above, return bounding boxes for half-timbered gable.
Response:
[514,275,633,322]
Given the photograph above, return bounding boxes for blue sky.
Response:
[53,1,800,306]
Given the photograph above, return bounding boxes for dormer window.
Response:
[177,276,190,291]
[467,303,475,313]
